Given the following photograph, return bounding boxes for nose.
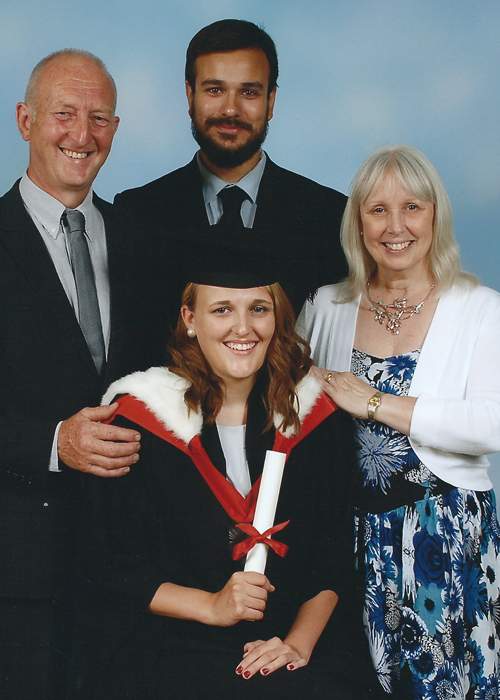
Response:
[220,90,239,117]
[232,311,249,336]
[387,208,405,235]
[69,113,90,146]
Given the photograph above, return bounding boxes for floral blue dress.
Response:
[351,348,500,699]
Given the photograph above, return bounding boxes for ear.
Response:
[181,304,195,330]
[16,102,34,142]
[112,115,120,134]
[266,87,277,121]
[185,81,194,118]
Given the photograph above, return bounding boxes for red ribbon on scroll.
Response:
[232,520,291,561]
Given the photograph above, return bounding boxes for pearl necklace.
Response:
[366,282,436,335]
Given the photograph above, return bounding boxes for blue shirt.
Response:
[197,151,267,228]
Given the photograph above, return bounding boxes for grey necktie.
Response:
[62,209,105,373]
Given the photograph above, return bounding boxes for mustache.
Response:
[205,117,253,131]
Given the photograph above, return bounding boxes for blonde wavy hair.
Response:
[340,145,475,299]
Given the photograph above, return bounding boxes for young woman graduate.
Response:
[74,231,370,699]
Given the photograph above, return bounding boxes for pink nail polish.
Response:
[243,671,251,679]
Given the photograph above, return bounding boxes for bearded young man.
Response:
[114,19,348,340]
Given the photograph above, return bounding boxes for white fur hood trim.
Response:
[102,367,323,444]
[102,367,203,444]
[274,371,323,437]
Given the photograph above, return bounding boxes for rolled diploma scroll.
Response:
[244,450,286,574]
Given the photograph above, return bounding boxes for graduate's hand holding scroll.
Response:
[149,572,275,627]
[209,571,275,627]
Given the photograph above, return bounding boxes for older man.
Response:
[115,19,348,339]
[0,50,152,699]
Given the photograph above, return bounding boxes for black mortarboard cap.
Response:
[172,222,322,313]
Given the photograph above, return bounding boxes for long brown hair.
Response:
[168,283,312,433]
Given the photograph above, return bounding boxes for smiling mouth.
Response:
[224,341,258,352]
[60,147,90,160]
[207,118,252,132]
[383,241,414,251]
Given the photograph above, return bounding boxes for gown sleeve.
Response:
[291,407,356,605]
[79,415,169,611]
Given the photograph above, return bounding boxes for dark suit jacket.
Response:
[114,156,348,346]
[0,182,153,599]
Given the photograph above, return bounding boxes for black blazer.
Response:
[114,156,348,343]
[0,182,152,598]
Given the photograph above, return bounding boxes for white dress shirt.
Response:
[217,424,252,497]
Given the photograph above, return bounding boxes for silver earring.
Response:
[360,231,364,236]
[187,328,196,338]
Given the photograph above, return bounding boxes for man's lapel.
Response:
[177,157,209,228]
[0,182,99,377]
[252,157,284,229]
[95,194,122,381]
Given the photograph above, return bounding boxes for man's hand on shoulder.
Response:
[58,404,141,478]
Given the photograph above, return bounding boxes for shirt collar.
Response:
[19,173,96,240]
[197,151,267,207]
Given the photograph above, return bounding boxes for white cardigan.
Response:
[297,282,500,491]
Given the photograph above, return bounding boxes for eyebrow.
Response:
[364,196,422,205]
[53,102,113,114]
[200,79,264,89]
[208,298,273,306]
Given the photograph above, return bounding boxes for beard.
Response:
[191,115,269,168]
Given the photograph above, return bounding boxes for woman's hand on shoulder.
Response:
[235,637,308,679]
[312,365,374,419]
[312,365,415,433]
[207,571,275,627]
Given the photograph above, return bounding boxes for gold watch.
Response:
[367,392,383,420]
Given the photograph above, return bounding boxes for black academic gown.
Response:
[74,373,372,699]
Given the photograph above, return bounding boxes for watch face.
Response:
[367,393,382,420]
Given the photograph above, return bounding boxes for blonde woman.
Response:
[298,145,500,698]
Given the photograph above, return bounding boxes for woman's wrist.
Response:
[148,582,217,625]
[374,393,416,435]
[283,633,312,663]
[367,391,383,420]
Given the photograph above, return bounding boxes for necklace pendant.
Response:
[387,317,401,335]
[393,297,408,310]
[366,282,435,336]
[373,307,385,325]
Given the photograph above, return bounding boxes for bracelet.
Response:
[367,392,383,421]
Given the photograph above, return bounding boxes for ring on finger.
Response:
[324,372,335,385]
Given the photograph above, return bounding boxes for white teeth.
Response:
[384,241,412,250]
[61,148,88,159]
[225,342,256,351]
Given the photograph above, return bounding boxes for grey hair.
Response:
[340,144,475,299]
[25,49,117,112]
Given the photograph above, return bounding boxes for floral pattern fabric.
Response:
[352,349,500,699]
